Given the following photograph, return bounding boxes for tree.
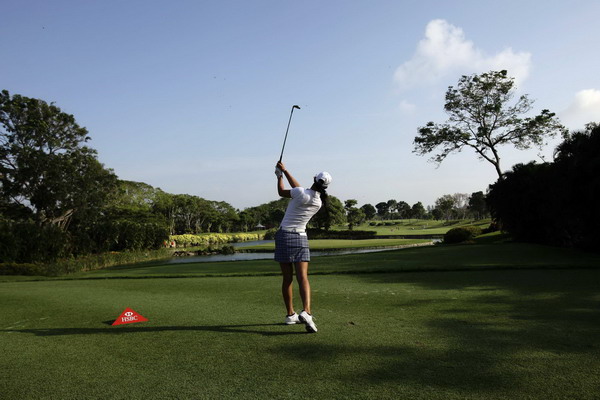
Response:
[375,202,389,219]
[241,198,289,229]
[396,201,411,219]
[153,191,178,234]
[344,199,365,230]
[435,195,456,220]
[488,123,600,249]
[0,90,117,228]
[360,203,376,220]
[410,202,426,219]
[413,70,567,179]
[312,195,345,230]
[468,191,488,220]
[237,210,254,232]
[386,199,398,218]
[451,193,470,219]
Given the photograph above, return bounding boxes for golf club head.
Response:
[292,105,301,109]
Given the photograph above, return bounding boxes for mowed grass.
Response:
[348,218,492,236]
[1,241,600,399]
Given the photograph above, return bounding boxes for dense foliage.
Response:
[487,124,600,250]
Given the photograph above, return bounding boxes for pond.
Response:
[165,240,437,264]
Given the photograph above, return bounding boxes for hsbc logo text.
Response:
[112,308,148,326]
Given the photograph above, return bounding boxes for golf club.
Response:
[278,105,301,163]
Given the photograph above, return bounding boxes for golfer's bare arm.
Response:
[277,162,300,198]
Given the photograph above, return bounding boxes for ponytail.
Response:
[314,179,329,201]
[314,179,329,221]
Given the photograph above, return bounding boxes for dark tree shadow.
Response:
[2,323,308,337]
[317,268,600,394]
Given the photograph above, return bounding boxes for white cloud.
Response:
[394,19,532,90]
[398,100,416,114]
[560,89,600,130]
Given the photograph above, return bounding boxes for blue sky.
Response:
[2,0,599,209]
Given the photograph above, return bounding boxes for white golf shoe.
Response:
[299,310,318,333]
[285,312,300,325]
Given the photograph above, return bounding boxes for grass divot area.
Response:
[1,266,599,399]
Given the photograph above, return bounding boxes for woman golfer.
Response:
[274,161,332,333]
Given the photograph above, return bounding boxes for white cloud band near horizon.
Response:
[394,19,532,90]
[560,89,600,130]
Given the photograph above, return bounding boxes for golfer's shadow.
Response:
[3,323,307,337]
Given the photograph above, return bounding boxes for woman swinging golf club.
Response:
[274,161,332,333]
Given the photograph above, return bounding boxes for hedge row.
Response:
[0,262,47,276]
[0,219,169,264]
[0,248,173,276]
[369,221,402,226]
[169,232,264,248]
[307,229,377,240]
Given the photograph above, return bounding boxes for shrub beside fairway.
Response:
[0,248,172,277]
[169,232,265,247]
[444,226,483,244]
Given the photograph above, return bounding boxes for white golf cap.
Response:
[314,171,332,188]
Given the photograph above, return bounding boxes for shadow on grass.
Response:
[2,323,307,337]
[260,269,600,396]
[271,342,516,394]
[329,268,600,394]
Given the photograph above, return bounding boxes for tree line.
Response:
[0,88,487,264]
[4,66,595,264]
[487,123,599,251]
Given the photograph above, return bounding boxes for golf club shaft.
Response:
[278,105,300,163]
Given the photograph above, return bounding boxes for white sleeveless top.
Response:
[280,187,322,231]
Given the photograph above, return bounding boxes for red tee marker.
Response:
[112,308,148,326]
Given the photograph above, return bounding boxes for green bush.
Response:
[263,228,278,240]
[444,226,483,244]
[50,248,172,276]
[0,262,46,276]
[220,245,236,255]
[170,232,264,248]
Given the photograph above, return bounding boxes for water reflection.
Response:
[166,240,436,264]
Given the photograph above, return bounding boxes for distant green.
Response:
[348,218,491,236]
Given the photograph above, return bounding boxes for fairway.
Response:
[2,244,600,399]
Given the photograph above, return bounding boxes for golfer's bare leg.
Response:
[295,261,311,314]
[280,263,294,315]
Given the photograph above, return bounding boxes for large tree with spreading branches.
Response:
[413,70,567,179]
